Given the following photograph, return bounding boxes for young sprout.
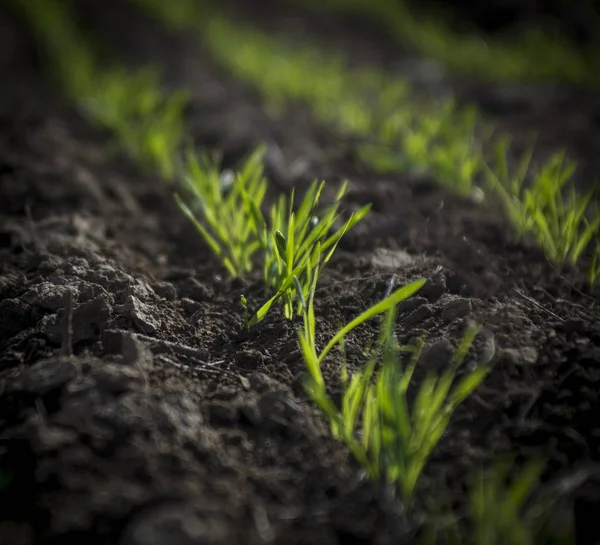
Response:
[421,457,562,545]
[589,245,600,286]
[176,146,268,278]
[467,458,547,545]
[243,180,371,325]
[486,138,600,270]
[299,276,493,505]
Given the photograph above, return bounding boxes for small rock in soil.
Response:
[61,257,92,278]
[177,277,210,302]
[396,295,427,316]
[401,304,433,327]
[21,282,78,311]
[45,295,111,344]
[86,263,133,292]
[235,349,264,371]
[180,297,203,318]
[123,280,156,302]
[441,297,471,322]
[152,281,176,301]
[8,358,77,395]
[120,295,160,335]
[418,338,454,371]
[91,364,143,395]
[419,275,446,303]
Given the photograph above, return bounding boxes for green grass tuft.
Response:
[175,146,268,278]
[298,276,494,504]
[244,179,371,324]
[486,139,600,269]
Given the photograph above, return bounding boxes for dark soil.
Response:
[410,0,600,44]
[1,1,600,544]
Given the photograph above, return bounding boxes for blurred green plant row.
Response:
[14,0,599,280]
[133,0,600,283]
[285,0,600,85]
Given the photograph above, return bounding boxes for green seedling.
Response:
[421,457,572,545]
[135,0,600,278]
[369,321,492,503]
[243,180,371,325]
[298,274,493,504]
[589,245,600,286]
[466,458,548,545]
[83,67,189,180]
[486,139,600,269]
[176,147,268,278]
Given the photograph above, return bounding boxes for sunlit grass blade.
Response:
[318,279,425,364]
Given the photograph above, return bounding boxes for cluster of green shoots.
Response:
[486,139,600,272]
[174,135,541,532]
[15,1,587,541]
[12,0,370,327]
[11,0,503,517]
[13,0,188,180]
[286,0,600,85]
[176,146,370,325]
[132,0,600,284]
[300,281,493,504]
[421,457,572,545]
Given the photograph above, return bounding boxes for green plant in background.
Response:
[286,0,600,85]
[16,0,374,322]
[133,0,600,282]
[466,458,548,545]
[175,146,268,277]
[299,275,494,505]
[244,180,371,325]
[590,246,600,286]
[420,457,575,545]
[204,14,486,200]
[132,0,483,200]
[12,0,188,180]
[18,0,599,287]
[83,67,189,180]
[486,139,600,269]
